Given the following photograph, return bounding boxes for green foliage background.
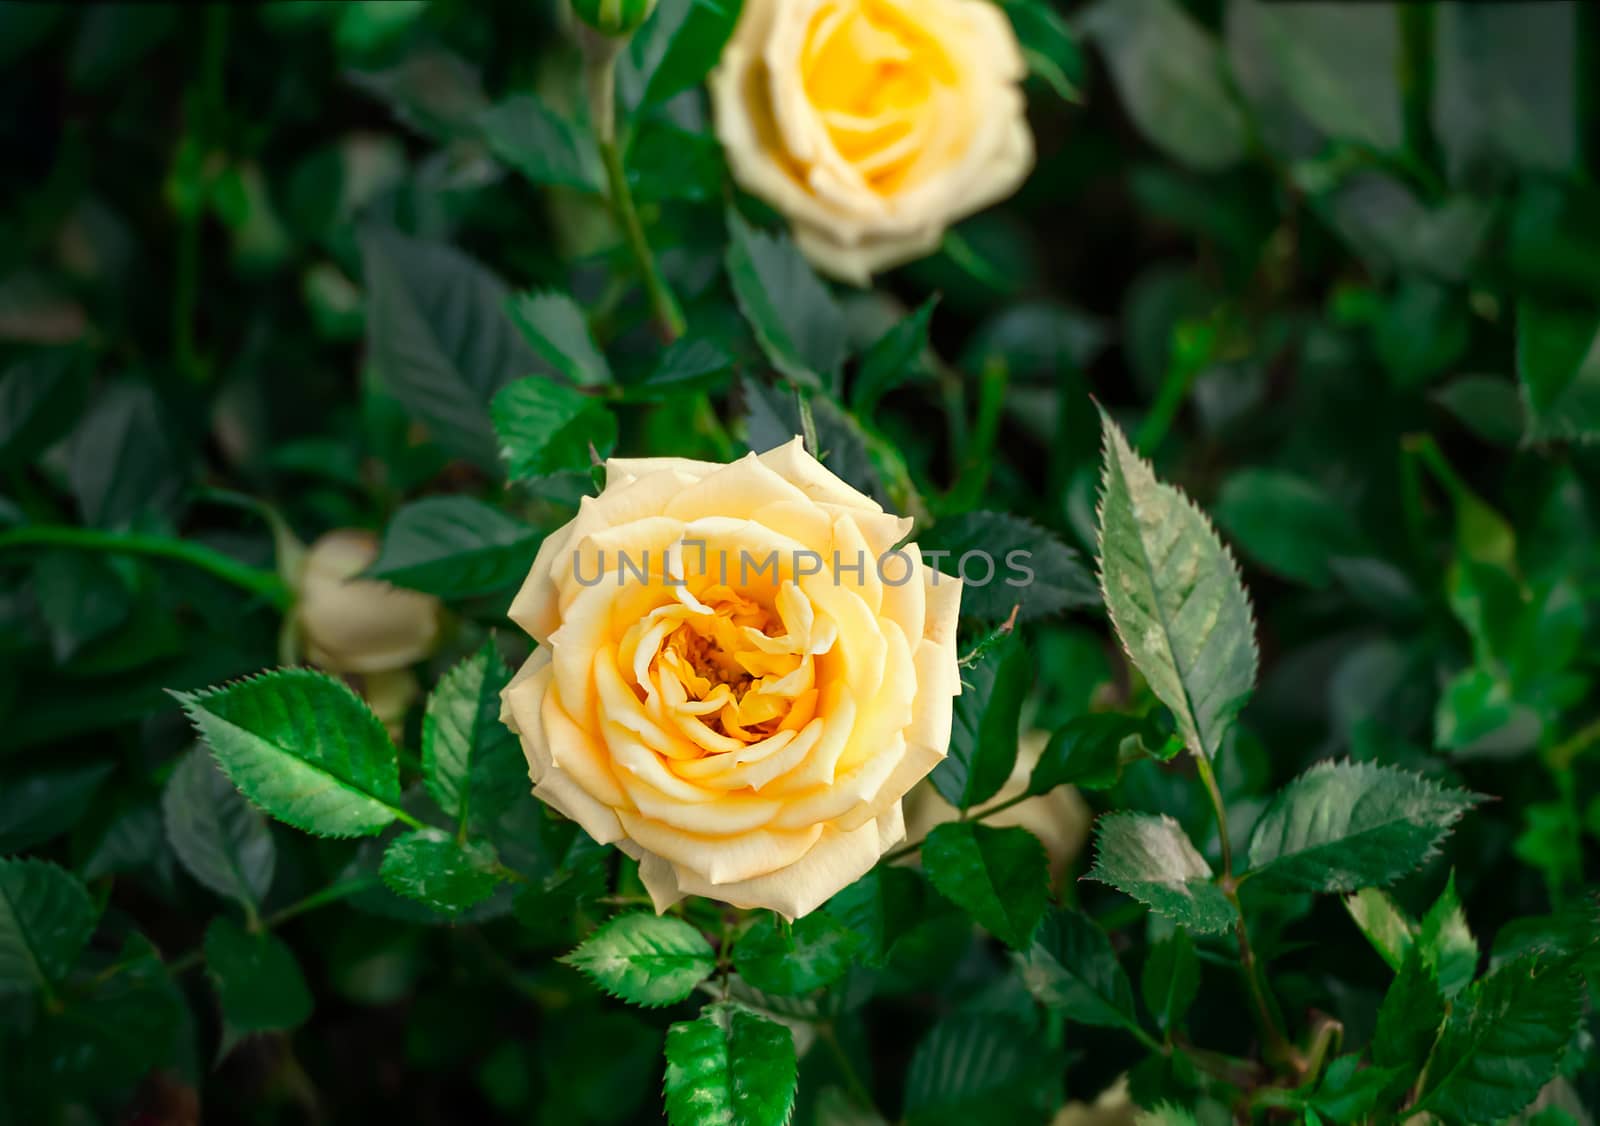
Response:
[1,0,1598,1122]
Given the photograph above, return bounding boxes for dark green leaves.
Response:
[0,349,86,471]
[853,297,936,416]
[162,747,276,909]
[1081,0,1248,172]
[1414,955,1584,1124]
[1096,410,1258,761]
[1028,713,1150,795]
[922,822,1049,949]
[479,96,601,192]
[903,1014,1060,1126]
[732,913,861,997]
[368,497,540,599]
[726,212,847,389]
[492,378,616,480]
[0,858,96,995]
[1087,813,1237,935]
[380,829,503,916]
[1372,948,1446,1072]
[562,913,716,1007]
[1015,908,1140,1034]
[1141,930,1200,1032]
[921,512,1097,623]
[505,292,611,388]
[663,1002,797,1126]
[930,634,1027,810]
[421,642,518,832]
[204,917,313,1033]
[1214,469,1365,587]
[1516,300,1600,443]
[361,227,539,471]
[1245,761,1479,892]
[631,0,743,108]
[176,669,402,838]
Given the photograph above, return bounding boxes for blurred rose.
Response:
[295,529,443,737]
[296,530,442,674]
[906,729,1091,888]
[1052,1077,1136,1126]
[710,0,1034,284]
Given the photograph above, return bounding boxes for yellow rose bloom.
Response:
[710,0,1034,284]
[500,439,962,918]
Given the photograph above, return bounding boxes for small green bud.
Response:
[571,0,657,37]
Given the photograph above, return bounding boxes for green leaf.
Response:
[479,94,601,192]
[1516,300,1600,444]
[0,761,114,853]
[162,747,276,909]
[0,348,87,471]
[1434,3,1578,183]
[1418,873,1478,998]
[65,382,186,531]
[631,0,743,107]
[0,858,96,995]
[360,227,540,471]
[903,1014,1060,1126]
[1239,0,1403,152]
[1373,946,1446,1072]
[823,866,927,967]
[368,496,541,599]
[1087,812,1237,935]
[1214,469,1365,588]
[1028,713,1148,795]
[422,641,517,832]
[1343,887,1415,972]
[491,377,616,480]
[922,822,1048,950]
[1096,408,1258,762]
[1415,955,1584,1124]
[627,120,724,204]
[1432,375,1527,447]
[726,212,847,389]
[629,338,734,401]
[31,550,132,662]
[663,1002,797,1126]
[998,0,1085,102]
[1309,1054,1400,1122]
[505,291,611,388]
[1245,761,1480,892]
[930,634,1028,810]
[175,668,402,839]
[732,913,862,997]
[1080,0,1248,171]
[204,916,313,1032]
[561,912,716,1008]
[1141,930,1199,1032]
[921,512,1098,623]
[853,297,937,418]
[380,828,503,916]
[1015,908,1141,1033]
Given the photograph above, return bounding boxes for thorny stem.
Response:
[1196,756,1303,1074]
[0,525,292,609]
[96,877,383,985]
[583,32,687,342]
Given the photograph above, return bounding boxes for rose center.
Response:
[800,0,962,194]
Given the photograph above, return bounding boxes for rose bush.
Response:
[500,438,961,918]
[711,0,1034,283]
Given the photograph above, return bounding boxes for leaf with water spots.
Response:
[1095,409,1258,761]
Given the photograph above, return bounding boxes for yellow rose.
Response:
[710,0,1034,284]
[905,730,1092,889]
[500,439,962,918]
[296,529,444,674]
